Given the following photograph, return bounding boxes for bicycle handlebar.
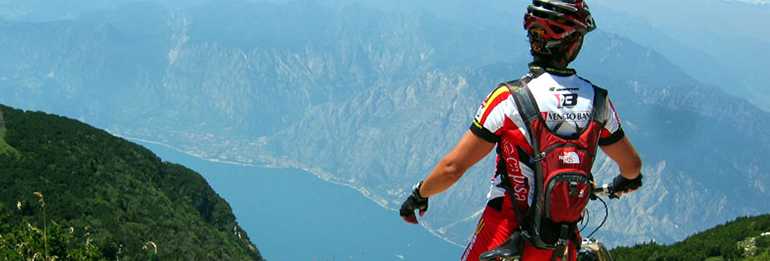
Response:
[593,183,619,199]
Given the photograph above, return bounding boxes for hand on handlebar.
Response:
[611,173,643,197]
[593,173,642,199]
[399,181,429,225]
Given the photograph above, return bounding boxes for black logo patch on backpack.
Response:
[501,80,608,254]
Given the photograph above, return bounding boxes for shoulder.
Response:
[474,73,536,122]
[478,84,514,111]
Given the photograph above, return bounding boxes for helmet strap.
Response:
[564,35,584,63]
[530,34,584,66]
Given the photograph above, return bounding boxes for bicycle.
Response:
[479,183,619,261]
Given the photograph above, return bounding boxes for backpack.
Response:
[500,79,608,260]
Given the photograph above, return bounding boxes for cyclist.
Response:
[399,1,643,261]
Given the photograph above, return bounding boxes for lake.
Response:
[137,141,465,261]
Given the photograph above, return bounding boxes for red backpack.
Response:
[501,79,608,259]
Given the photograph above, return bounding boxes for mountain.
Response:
[1,0,769,248]
[0,104,264,261]
[589,0,770,112]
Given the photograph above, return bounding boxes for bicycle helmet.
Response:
[524,0,596,59]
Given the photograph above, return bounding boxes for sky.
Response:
[2,0,768,44]
[591,0,770,43]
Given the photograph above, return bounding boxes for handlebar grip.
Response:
[593,184,619,199]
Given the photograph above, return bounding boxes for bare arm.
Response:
[418,130,496,197]
[600,135,642,180]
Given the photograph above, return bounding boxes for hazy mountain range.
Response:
[1,0,769,247]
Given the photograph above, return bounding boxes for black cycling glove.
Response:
[399,181,429,224]
[611,173,643,193]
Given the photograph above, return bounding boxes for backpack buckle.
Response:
[530,152,546,163]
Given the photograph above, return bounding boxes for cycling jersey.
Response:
[461,63,625,261]
[471,63,624,207]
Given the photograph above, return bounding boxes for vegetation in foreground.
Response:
[611,214,770,261]
[0,104,263,261]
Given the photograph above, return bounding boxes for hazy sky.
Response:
[2,0,767,43]
[591,0,769,42]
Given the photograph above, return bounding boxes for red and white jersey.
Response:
[470,64,625,207]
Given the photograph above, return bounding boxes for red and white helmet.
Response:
[524,0,596,56]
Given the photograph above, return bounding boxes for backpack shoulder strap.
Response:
[500,80,540,125]
[497,80,541,235]
[591,86,609,124]
[500,80,541,161]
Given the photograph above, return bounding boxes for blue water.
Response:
[137,141,464,261]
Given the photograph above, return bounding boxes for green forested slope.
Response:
[0,104,264,261]
[611,214,770,261]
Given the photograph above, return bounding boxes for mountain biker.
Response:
[399,1,643,261]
